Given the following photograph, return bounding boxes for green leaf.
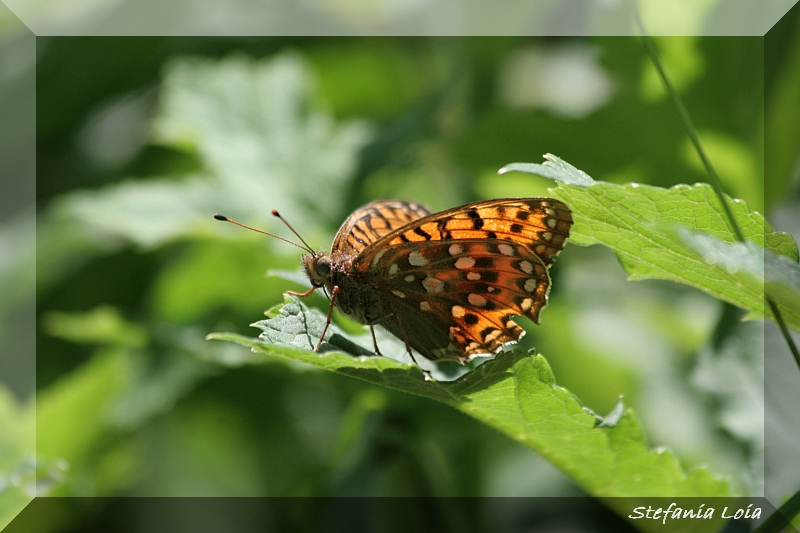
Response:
[50,53,372,250]
[0,387,36,531]
[37,352,135,476]
[555,181,791,259]
[676,229,800,329]
[208,296,730,505]
[41,306,147,348]
[253,297,376,358]
[508,158,798,327]
[151,52,371,228]
[499,154,595,187]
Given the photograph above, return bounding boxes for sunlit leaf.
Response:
[506,155,798,328]
[500,154,595,187]
[208,296,731,506]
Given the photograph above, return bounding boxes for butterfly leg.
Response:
[287,286,317,297]
[313,285,339,352]
[393,314,422,367]
[369,326,383,356]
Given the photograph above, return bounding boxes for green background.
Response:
[2,14,799,531]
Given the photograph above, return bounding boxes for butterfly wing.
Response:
[373,198,573,265]
[331,200,432,255]
[353,198,572,363]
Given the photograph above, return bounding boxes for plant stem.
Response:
[752,489,800,533]
[631,7,745,242]
[768,299,800,370]
[627,0,800,373]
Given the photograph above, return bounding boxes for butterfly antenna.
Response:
[213,214,313,253]
[271,210,316,253]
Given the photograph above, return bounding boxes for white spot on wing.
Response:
[420,301,431,312]
[391,290,406,298]
[467,272,481,281]
[498,244,515,256]
[404,275,415,282]
[451,305,466,318]
[422,277,444,293]
[448,243,463,256]
[409,251,428,266]
[389,264,399,275]
[484,329,502,342]
[455,257,475,269]
[524,279,538,292]
[519,260,534,274]
[468,294,487,307]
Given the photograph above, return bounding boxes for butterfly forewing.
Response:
[379,199,572,266]
[346,198,572,363]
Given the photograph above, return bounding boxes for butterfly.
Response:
[289,198,573,365]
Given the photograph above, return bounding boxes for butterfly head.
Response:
[302,252,333,288]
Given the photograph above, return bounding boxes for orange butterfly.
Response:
[279,198,571,364]
[217,199,571,364]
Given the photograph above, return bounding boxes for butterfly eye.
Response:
[315,256,332,277]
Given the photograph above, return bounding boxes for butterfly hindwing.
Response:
[331,200,431,255]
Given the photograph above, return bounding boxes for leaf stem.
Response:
[752,488,800,533]
[627,0,800,372]
[768,299,800,370]
[629,3,745,242]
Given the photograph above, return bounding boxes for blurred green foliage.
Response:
[2,25,799,532]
